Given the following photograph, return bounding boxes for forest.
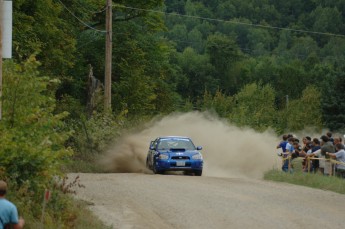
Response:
[5,0,345,130]
[1,0,345,227]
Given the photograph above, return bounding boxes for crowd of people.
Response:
[276,132,345,178]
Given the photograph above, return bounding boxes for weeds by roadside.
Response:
[3,175,110,229]
[264,169,345,195]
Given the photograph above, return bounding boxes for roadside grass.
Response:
[264,158,345,194]
[66,199,112,229]
[8,189,111,229]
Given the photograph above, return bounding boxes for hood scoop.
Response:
[169,148,186,152]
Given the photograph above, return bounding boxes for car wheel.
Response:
[183,171,193,176]
[146,159,151,169]
[153,166,164,174]
[194,170,202,176]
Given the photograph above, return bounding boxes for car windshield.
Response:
[157,138,196,150]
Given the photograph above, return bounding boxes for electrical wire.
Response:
[164,37,345,61]
[115,5,345,38]
[56,1,345,61]
[56,0,107,33]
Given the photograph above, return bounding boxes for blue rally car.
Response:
[146,136,203,176]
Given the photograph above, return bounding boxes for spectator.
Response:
[276,134,288,156]
[321,135,335,175]
[309,138,321,172]
[326,131,334,144]
[302,143,312,171]
[286,137,295,154]
[0,180,25,229]
[307,136,334,175]
[333,136,343,147]
[327,143,345,178]
[282,137,295,172]
[292,141,301,159]
[300,136,311,157]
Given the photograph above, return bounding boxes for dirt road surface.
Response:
[70,173,345,229]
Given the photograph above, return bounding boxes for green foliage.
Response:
[206,33,242,75]
[201,89,234,117]
[176,47,218,100]
[13,0,77,75]
[0,59,72,188]
[9,0,345,154]
[321,72,345,131]
[228,83,277,131]
[285,86,322,131]
[70,113,123,155]
[1,175,109,228]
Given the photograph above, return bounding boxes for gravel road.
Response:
[69,173,345,229]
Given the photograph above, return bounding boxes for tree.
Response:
[201,89,234,118]
[246,28,274,56]
[285,85,322,131]
[321,72,345,131]
[321,37,345,70]
[0,58,72,187]
[13,0,77,76]
[288,36,319,61]
[229,83,277,131]
[206,33,243,93]
[309,6,343,45]
[187,28,204,53]
[177,47,218,100]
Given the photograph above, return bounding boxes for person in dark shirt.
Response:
[309,138,321,172]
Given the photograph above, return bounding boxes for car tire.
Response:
[183,171,191,176]
[194,170,202,176]
[146,159,151,169]
[153,166,164,174]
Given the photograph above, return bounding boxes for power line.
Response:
[56,0,106,33]
[164,37,345,62]
[115,5,345,38]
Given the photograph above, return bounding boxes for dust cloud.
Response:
[101,112,281,179]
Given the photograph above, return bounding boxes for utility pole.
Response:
[0,0,3,120]
[104,0,112,111]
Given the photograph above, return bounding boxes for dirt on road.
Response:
[70,173,345,229]
[71,113,345,228]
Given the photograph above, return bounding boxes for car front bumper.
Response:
[155,159,203,171]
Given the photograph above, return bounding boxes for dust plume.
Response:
[101,112,281,179]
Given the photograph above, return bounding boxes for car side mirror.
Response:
[196,146,202,150]
[150,145,156,150]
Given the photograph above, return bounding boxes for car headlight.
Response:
[192,153,203,160]
[159,154,169,160]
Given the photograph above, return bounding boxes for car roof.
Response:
[157,136,190,140]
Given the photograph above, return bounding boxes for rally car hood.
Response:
[157,148,201,156]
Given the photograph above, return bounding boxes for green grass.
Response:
[264,166,345,195]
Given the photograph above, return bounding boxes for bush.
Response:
[0,58,72,188]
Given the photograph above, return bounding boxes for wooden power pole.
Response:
[0,0,3,120]
[104,0,112,111]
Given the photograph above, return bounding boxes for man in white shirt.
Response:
[327,143,345,178]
